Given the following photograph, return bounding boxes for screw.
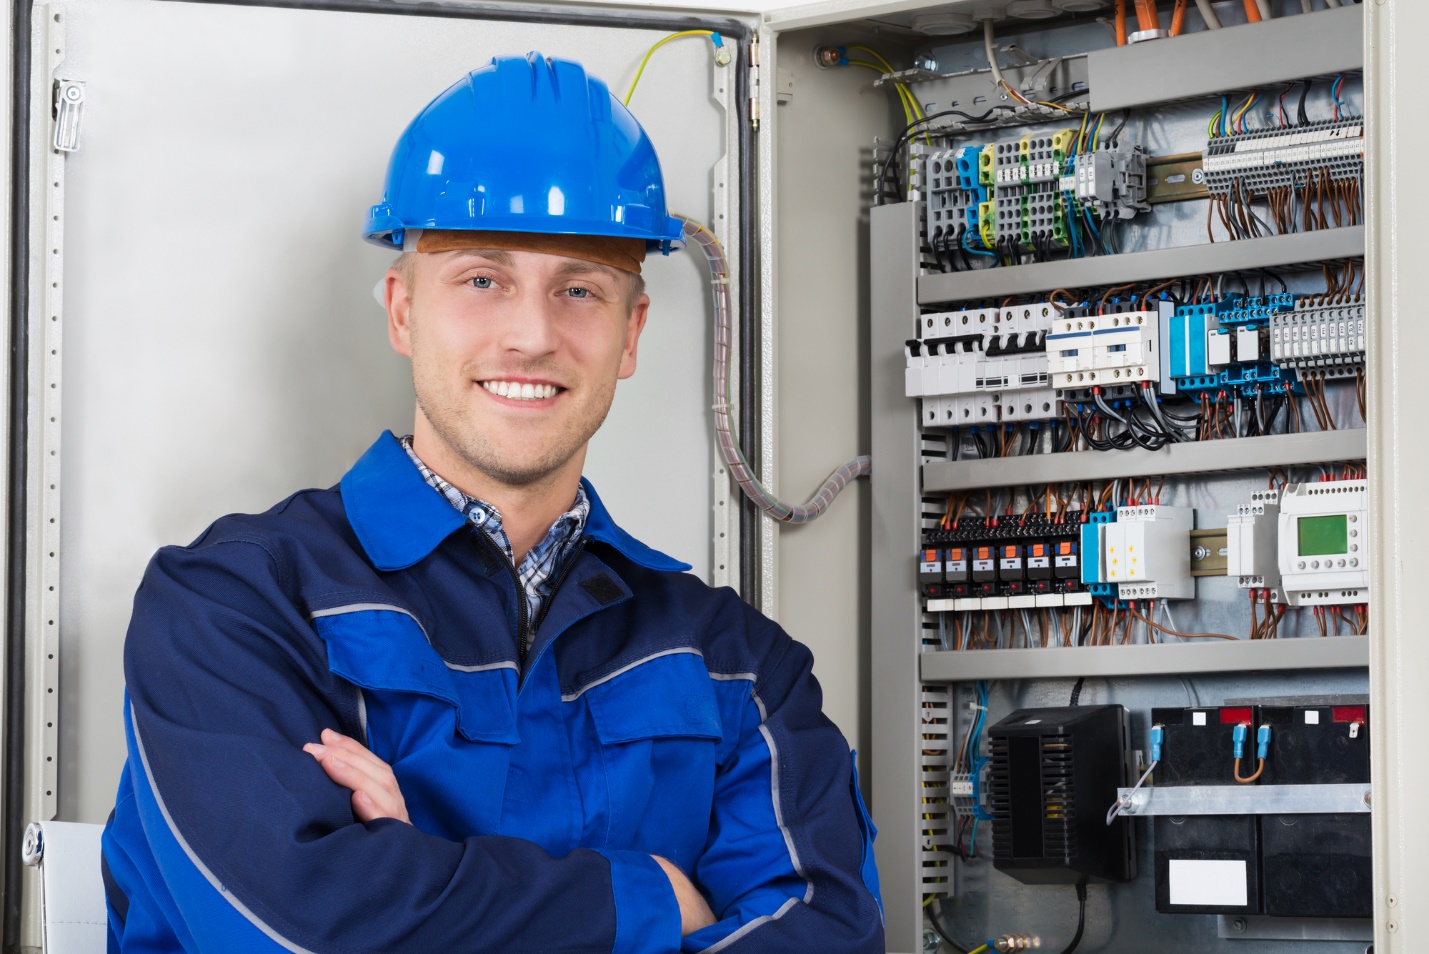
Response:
[1191,168,1205,184]
[1232,918,1248,934]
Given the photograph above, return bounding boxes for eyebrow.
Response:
[447,249,515,266]
[552,259,622,282]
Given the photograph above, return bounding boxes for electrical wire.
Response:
[983,20,1030,104]
[623,31,725,105]
[877,108,1006,205]
[684,216,868,524]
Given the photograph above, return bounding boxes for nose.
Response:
[494,293,561,360]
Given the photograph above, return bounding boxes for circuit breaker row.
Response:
[920,479,1367,611]
[905,290,1366,426]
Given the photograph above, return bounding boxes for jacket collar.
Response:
[341,431,691,573]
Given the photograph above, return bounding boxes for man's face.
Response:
[385,248,649,489]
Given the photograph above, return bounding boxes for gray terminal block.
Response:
[924,149,967,252]
[1270,295,1365,378]
[1201,118,1364,196]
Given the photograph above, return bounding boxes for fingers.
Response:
[302,729,410,825]
[652,856,717,936]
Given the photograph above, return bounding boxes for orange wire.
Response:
[1134,0,1161,32]
[1114,0,1129,45]
[1234,757,1265,784]
[1169,0,1187,35]
[1242,0,1261,22]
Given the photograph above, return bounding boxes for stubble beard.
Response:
[413,357,617,490]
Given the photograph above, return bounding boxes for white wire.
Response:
[1195,0,1223,28]
[1107,760,1157,825]
[982,20,1024,103]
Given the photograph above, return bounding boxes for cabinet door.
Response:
[13,3,752,934]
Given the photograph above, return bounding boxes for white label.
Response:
[1023,719,1042,725]
[1304,711,1321,725]
[1168,860,1248,908]
[1192,712,1208,726]
[1055,555,1078,568]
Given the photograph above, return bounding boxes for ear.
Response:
[386,265,414,357]
[616,293,651,380]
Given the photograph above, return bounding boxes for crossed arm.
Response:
[304,729,717,936]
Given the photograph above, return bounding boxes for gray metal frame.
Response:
[1086,4,1364,113]
[921,636,1368,682]
[869,201,925,954]
[924,430,1369,493]
[918,226,1365,305]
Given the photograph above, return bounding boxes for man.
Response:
[101,52,884,953]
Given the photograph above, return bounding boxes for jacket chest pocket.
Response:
[313,606,520,839]
[582,651,723,870]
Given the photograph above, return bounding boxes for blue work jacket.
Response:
[101,432,885,953]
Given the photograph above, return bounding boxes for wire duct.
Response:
[682,216,871,524]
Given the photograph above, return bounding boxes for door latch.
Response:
[53,79,85,153]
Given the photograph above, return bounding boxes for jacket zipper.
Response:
[471,529,530,664]
[472,529,588,670]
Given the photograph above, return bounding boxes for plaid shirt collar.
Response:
[399,436,589,624]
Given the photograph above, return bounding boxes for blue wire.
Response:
[963,229,996,259]
[1221,95,1229,137]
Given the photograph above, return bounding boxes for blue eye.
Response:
[565,287,590,299]
[470,276,494,289]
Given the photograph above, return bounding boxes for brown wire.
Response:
[1234,757,1265,784]
[1129,602,1237,641]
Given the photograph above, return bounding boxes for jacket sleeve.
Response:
[683,602,885,953]
[118,536,681,954]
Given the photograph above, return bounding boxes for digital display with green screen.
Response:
[1298,514,1349,556]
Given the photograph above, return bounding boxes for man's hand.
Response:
[653,856,716,936]
[303,728,411,825]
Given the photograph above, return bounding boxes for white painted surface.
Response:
[55,0,727,823]
[769,23,902,774]
[1168,859,1249,908]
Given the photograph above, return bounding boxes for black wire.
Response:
[1298,79,1311,126]
[877,108,1005,207]
[1070,677,1085,706]
[1260,269,1288,293]
[926,902,982,954]
[1107,108,1129,146]
[928,883,1088,954]
[1056,884,1090,954]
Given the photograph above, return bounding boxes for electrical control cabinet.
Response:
[853,2,1381,950]
[19,0,1424,952]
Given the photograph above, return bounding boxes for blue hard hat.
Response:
[365,53,684,254]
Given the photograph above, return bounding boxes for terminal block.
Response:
[1277,479,1368,606]
[1104,505,1194,600]
[1202,118,1363,196]
[1270,295,1365,379]
[1226,490,1282,597]
[924,146,989,258]
[1066,142,1149,221]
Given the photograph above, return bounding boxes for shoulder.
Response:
[592,545,795,677]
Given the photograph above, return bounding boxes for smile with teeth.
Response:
[481,380,562,401]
